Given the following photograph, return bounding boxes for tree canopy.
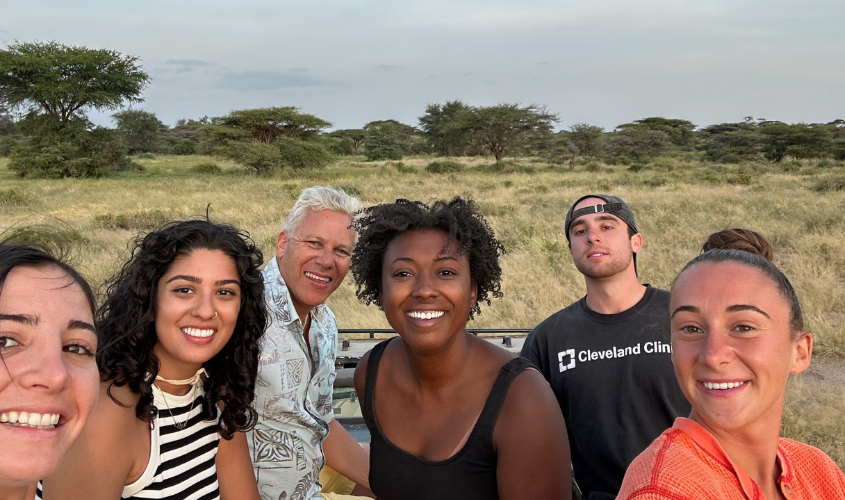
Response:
[210,107,331,143]
[112,109,163,154]
[0,41,149,124]
[462,104,557,162]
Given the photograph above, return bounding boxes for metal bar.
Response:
[337,328,531,339]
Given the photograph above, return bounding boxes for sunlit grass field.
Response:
[2,154,844,469]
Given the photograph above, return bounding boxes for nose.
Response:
[17,340,71,391]
[586,225,601,243]
[412,273,438,300]
[193,290,216,320]
[315,247,334,268]
[699,331,734,368]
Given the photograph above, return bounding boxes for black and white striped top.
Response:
[122,383,221,500]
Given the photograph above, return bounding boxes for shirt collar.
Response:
[673,417,791,498]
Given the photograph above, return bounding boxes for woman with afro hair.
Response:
[44,220,267,500]
[351,197,571,500]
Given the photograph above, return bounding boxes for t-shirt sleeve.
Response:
[521,325,550,378]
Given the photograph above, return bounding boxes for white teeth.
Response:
[0,411,60,429]
[305,271,330,283]
[703,381,745,390]
[182,327,214,338]
[407,311,445,320]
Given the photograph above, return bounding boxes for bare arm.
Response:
[495,369,571,500]
[323,415,370,490]
[42,384,142,499]
[217,431,260,500]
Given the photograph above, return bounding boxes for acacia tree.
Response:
[112,109,164,154]
[568,123,604,160]
[419,100,473,156]
[210,107,331,144]
[206,107,334,173]
[328,129,366,152]
[462,104,558,162]
[0,41,149,125]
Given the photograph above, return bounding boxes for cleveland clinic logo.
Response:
[558,341,671,372]
[558,349,576,371]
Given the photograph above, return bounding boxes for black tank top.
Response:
[363,339,532,500]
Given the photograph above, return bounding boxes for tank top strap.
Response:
[473,356,534,444]
[363,338,393,424]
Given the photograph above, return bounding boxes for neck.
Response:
[401,331,473,390]
[692,411,783,496]
[583,272,646,314]
[0,482,37,500]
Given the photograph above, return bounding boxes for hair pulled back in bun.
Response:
[701,228,773,261]
[673,228,805,337]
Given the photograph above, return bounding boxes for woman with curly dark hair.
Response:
[351,197,571,500]
[44,220,267,500]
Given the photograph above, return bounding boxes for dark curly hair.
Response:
[352,197,505,319]
[96,219,267,440]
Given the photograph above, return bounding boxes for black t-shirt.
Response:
[521,285,691,500]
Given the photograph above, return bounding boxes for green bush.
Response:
[225,138,333,174]
[364,134,403,162]
[0,135,23,157]
[190,162,222,174]
[171,140,196,155]
[7,127,127,178]
[275,136,334,170]
[425,160,463,174]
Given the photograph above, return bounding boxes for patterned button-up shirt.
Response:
[247,257,338,500]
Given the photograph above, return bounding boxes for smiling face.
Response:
[381,229,476,355]
[276,209,356,322]
[567,197,641,280]
[0,265,99,489]
[670,261,812,437]
[152,248,242,380]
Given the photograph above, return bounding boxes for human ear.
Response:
[790,332,813,375]
[630,233,643,254]
[275,231,288,259]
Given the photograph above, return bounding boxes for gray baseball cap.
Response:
[564,194,638,242]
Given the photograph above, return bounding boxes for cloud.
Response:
[216,70,333,91]
[288,67,309,73]
[375,64,402,72]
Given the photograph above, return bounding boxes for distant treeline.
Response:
[1,41,843,178]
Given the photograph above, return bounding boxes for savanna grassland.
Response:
[2,154,844,469]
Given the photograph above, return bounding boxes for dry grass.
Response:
[2,154,844,469]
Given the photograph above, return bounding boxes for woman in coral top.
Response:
[618,230,845,500]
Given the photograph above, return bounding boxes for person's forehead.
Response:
[572,196,608,211]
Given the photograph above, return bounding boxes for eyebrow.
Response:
[671,304,772,319]
[165,275,240,287]
[0,314,95,334]
[68,319,97,333]
[0,313,36,326]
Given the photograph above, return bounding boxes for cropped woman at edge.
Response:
[43,220,267,500]
[351,197,571,500]
[0,242,100,500]
[618,230,845,499]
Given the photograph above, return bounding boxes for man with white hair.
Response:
[248,186,370,499]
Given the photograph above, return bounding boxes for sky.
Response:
[2,0,844,131]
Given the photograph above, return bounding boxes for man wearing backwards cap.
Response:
[521,194,690,500]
